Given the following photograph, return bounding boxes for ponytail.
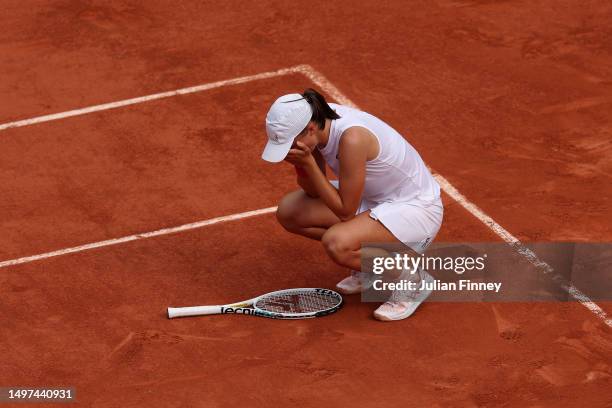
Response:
[302,88,340,129]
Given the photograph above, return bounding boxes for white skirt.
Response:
[331,180,443,253]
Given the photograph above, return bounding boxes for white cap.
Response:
[262,94,312,162]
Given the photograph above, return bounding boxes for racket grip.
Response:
[167,305,222,319]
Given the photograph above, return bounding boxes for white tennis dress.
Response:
[321,103,443,253]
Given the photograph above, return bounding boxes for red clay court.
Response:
[1,1,611,407]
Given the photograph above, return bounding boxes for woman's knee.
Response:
[322,227,355,264]
[276,191,303,232]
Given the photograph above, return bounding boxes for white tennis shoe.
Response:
[336,270,375,295]
[373,269,435,321]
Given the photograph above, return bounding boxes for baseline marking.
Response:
[0,66,302,131]
[0,207,276,269]
[1,64,609,327]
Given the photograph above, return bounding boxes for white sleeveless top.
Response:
[318,103,440,205]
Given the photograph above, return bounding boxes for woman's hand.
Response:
[284,141,316,168]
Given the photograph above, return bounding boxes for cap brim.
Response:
[261,140,293,163]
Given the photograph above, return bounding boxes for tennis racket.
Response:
[167,288,342,319]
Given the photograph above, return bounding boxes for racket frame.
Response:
[167,288,342,319]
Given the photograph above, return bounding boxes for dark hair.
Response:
[302,88,340,129]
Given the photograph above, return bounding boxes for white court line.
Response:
[0,207,277,268]
[0,66,301,131]
[433,173,612,327]
[1,64,609,327]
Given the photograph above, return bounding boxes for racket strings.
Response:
[255,290,340,314]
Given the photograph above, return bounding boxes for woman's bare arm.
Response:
[296,149,326,198]
[303,128,368,221]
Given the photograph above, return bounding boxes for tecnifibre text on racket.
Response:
[167,288,343,319]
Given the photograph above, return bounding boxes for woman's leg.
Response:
[321,211,402,271]
[321,209,440,321]
[276,190,341,240]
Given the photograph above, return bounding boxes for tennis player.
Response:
[261,89,443,321]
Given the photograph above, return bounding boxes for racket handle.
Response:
[167,305,222,319]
